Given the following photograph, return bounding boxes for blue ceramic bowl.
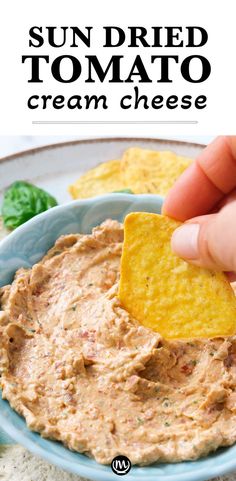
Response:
[0,194,236,481]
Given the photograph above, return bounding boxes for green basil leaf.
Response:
[2,181,58,229]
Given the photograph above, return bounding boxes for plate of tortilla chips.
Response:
[0,137,203,204]
[0,137,203,237]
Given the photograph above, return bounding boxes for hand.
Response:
[162,136,236,278]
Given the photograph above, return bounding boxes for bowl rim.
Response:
[0,192,164,248]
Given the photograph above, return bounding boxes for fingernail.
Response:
[171,224,200,259]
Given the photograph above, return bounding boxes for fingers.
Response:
[163,136,236,221]
[171,201,236,273]
[214,187,236,211]
[198,136,236,193]
[162,162,222,221]
[226,272,236,282]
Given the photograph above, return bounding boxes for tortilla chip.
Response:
[69,148,192,199]
[68,159,125,199]
[119,212,236,339]
[121,148,192,196]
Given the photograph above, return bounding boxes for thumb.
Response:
[171,201,236,273]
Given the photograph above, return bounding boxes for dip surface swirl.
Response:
[0,220,236,465]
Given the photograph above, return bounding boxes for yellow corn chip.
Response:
[69,148,192,199]
[121,148,192,196]
[119,212,236,339]
[68,159,125,199]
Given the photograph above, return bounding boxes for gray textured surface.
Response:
[0,445,90,481]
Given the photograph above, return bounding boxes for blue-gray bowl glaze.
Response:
[0,193,236,481]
